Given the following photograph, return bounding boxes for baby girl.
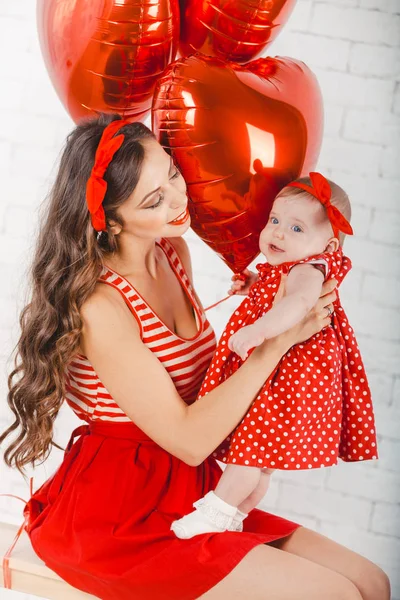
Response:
[171,172,378,539]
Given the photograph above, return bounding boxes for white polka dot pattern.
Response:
[198,249,378,470]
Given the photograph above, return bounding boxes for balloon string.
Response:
[0,477,34,589]
[205,295,232,311]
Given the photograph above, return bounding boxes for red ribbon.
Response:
[287,172,353,238]
[0,477,34,589]
[86,119,130,232]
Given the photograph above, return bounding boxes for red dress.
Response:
[23,238,300,600]
[199,248,378,470]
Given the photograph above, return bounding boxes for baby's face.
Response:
[259,194,335,265]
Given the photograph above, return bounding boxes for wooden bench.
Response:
[0,522,97,600]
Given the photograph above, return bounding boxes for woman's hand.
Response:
[228,269,258,296]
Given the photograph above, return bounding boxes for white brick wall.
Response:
[0,0,399,599]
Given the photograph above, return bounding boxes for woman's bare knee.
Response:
[275,526,391,600]
[355,562,391,600]
[198,543,364,600]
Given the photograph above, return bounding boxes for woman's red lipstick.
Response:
[168,207,190,226]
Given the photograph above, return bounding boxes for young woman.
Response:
[0,115,389,600]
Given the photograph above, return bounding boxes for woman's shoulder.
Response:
[79,281,141,353]
[81,281,122,314]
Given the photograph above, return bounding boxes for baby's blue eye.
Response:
[271,217,279,224]
[292,225,302,233]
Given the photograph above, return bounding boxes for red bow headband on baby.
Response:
[287,172,353,238]
[86,118,130,233]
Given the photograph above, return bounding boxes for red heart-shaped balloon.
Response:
[179,0,297,64]
[37,0,180,123]
[152,54,323,272]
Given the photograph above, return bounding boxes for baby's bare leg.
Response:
[215,463,262,506]
[171,465,262,539]
[238,468,275,514]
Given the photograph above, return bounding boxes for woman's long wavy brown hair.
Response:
[0,114,155,475]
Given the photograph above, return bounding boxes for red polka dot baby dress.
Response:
[198,248,378,470]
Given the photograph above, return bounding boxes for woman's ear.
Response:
[108,219,122,236]
[325,237,339,252]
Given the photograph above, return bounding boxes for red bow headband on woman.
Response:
[287,172,353,238]
[86,119,130,233]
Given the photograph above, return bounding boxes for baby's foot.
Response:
[231,508,249,532]
[171,491,237,539]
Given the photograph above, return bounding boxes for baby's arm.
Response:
[229,264,324,360]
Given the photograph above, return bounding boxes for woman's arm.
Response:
[80,288,289,467]
[229,264,324,359]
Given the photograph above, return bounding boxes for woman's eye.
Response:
[292,225,303,233]
[170,169,180,180]
[147,193,164,209]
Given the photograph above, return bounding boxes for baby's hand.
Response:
[228,269,258,296]
[228,324,265,361]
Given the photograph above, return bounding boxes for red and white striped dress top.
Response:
[65,238,217,423]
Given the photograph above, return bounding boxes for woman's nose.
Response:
[167,186,186,207]
[168,177,187,199]
[170,194,187,210]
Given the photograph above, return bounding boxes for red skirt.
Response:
[24,420,300,599]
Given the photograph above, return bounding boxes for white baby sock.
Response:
[171,491,238,539]
[231,508,249,532]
